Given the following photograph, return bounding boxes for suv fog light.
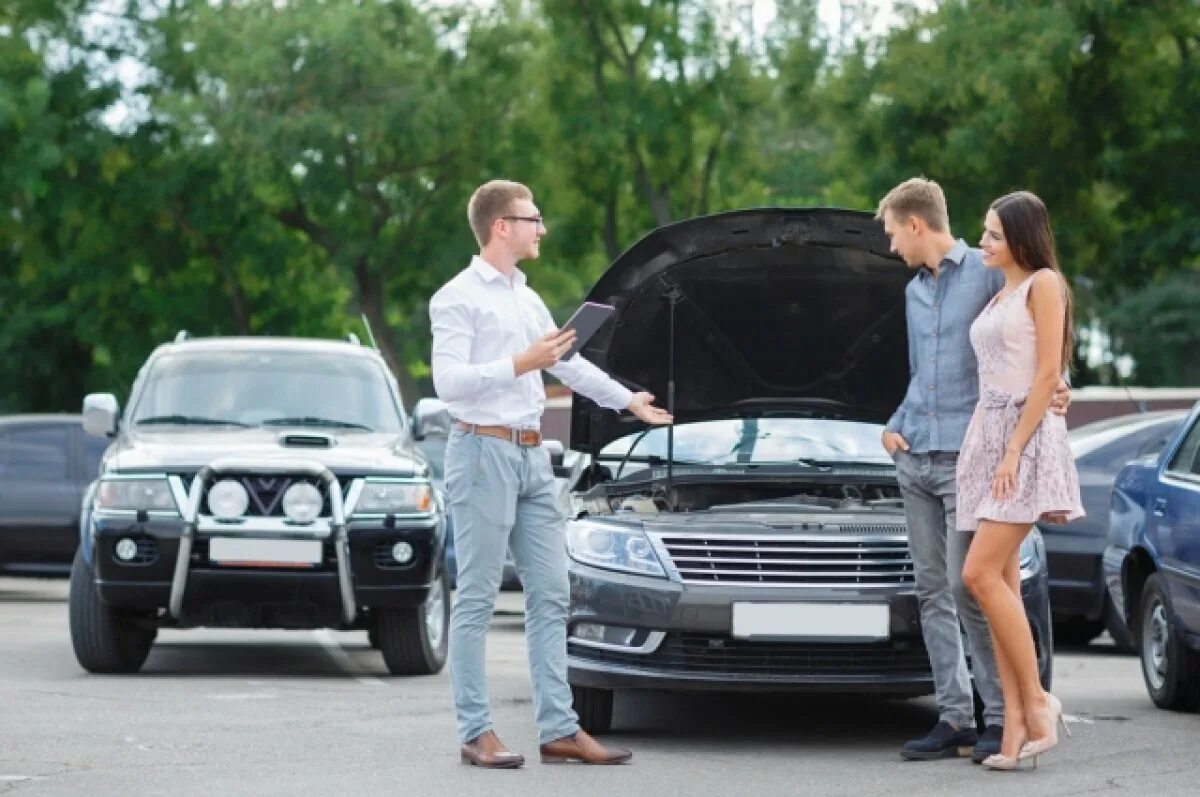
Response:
[282,483,323,523]
[208,479,249,520]
[572,622,637,647]
[115,538,138,562]
[391,541,414,564]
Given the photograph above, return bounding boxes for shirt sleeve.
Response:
[429,286,518,402]
[886,283,919,434]
[536,294,633,412]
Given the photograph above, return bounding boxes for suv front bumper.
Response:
[91,461,443,628]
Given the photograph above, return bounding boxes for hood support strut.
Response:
[663,280,684,498]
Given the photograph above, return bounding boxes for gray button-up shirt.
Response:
[886,240,1004,453]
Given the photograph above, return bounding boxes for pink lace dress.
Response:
[956,272,1084,531]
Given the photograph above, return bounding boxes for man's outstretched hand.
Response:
[628,392,673,425]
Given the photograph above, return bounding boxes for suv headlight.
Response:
[566,519,666,578]
[1020,529,1044,581]
[96,477,178,513]
[353,479,433,515]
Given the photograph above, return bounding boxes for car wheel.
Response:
[572,685,614,733]
[1138,574,1200,711]
[68,550,155,674]
[1053,618,1105,648]
[374,572,449,676]
[1104,592,1136,654]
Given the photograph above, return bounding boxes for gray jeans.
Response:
[894,450,1004,728]
[444,429,580,744]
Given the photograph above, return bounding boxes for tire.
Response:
[1138,574,1200,711]
[572,685,614,734]
[68,550,155,674]
[1053,618,1105,648]
[375,572,449,675]
[1104,592,1137,654]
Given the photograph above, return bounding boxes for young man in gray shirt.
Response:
[877,178,1068,763]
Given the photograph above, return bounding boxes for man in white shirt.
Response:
[430,180,671,768]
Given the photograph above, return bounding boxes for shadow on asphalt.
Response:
[139,638,387,678]
[612,690,938,744]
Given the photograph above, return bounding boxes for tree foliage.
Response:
[3,0,1199,413]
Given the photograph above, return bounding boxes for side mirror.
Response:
[412,397,452,440]
[82,393,120,437]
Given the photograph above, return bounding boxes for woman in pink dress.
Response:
[957,191,1084,770]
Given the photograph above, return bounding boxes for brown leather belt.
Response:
[453,421,543,447]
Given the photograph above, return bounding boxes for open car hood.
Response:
[569,208,911,453]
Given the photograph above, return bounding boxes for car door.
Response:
[1155,409,1200,632]
[0,422,81,571]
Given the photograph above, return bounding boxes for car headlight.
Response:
[565,519,666,578]
[1019,529,1044,581]
[282,482,323,523]
[353,479,433,515]
[208,479,249,520]
[96,477,178,513]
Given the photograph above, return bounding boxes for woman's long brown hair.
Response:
[990,191,1075,373]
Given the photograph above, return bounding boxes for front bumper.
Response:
[566,562,933,695]
[91,463,443,629]
[567,558,1055,694]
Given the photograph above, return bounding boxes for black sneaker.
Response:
[970,724,1004,764]
[900,721,978,760]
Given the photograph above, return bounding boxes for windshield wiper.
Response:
[261,416,373,431]
[137,415,250,427]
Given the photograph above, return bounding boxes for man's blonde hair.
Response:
[468,180,533,246]
[875,177,949,233]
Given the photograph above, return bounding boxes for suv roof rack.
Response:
[347,333,361,345]
[174,330,190,343]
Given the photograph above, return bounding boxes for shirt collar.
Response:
[920,239,969,279]
[470,255,526,287]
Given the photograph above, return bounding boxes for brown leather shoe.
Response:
[460,730,525,768]
[539,730,632,765]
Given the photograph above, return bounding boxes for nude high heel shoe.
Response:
[983,753,1038,771]
[1020,693,1071,759]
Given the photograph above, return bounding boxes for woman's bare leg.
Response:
[962,520,1049,757]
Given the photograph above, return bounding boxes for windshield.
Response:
[130,350,404,432]
[599,417,890,473]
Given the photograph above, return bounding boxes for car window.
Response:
[129,350,405,432]
[0,425,70,480]
[600,417,890,473]
[1166,416,1200,479]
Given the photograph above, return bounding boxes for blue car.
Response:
[1104,399,1200,710]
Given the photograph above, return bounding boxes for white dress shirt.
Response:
[429,256,634,428]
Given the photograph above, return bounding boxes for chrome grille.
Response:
[651,529,914,588]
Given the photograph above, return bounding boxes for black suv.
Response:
[70,335,448,676]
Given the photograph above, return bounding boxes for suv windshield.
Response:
[600,417,890,472]
[130,350,404,433]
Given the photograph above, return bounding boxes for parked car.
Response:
[1041,410,1187,649]
[70,335,449,676]
[560,208,1053,732]
[0,414,108,577]
[1104,399,1200,710]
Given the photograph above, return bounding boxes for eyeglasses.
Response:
[502,215,545,226]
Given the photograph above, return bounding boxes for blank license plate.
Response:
[209,538,322,567]
[732,602,889,641]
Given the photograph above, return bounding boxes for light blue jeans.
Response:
[444,428,579,744]
[894,450,1004,728]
